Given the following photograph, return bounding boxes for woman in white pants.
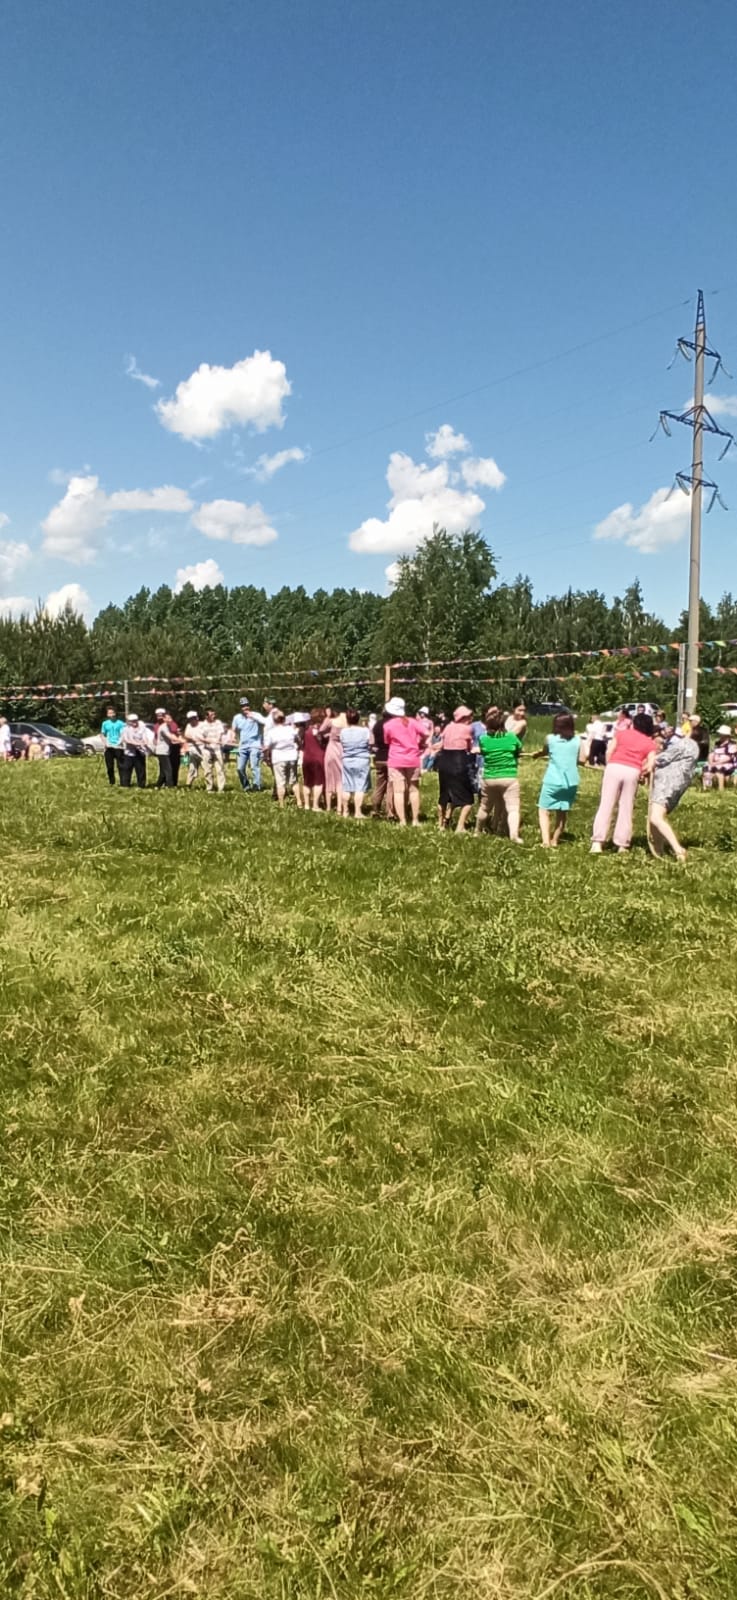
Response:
[590,713,657,854]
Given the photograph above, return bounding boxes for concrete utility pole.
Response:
[655,291,735,715]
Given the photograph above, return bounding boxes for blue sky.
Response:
[2,0,736,625]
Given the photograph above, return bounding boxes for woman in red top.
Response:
[436,705,475,833]
[590,713,657,853]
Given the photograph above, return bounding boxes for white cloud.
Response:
[174,558,225,593]
[461,455,506,490]
[0,540,32,585]
[44,582,93,621]
[349,425,505,557]
[107,486,192,513]
[156,350,291,441]
[124,354,160,390]
[593,486,691,554]
[42,474,193,564]
[426,423,470,459]
[42,476,107,563]
[191,498,278,546]
[706,393,737,418]
[0,595,33,618]
[247,446,307,481]
[384,561,401,588]
[0,512,9,530]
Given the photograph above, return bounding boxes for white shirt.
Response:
[121,723,152,753]
[589,720,606,740]
[200,719,225,750]
[153,722,173,756]
[0,725,11,752]
[264,724,299,762]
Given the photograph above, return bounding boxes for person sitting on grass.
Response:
[474,709,523,843]
[533,712,583,847]
[646,725,699,863]
[703,726,737,791]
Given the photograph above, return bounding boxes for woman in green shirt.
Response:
[475,709,523,841]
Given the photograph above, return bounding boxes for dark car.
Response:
[524,701,572,717]
[9,720,86,757]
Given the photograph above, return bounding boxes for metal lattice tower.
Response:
[654,290,734,713]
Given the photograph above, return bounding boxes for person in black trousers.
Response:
[119,713,150,787]
[153,709,176,788]
[166,713,183,786]
[101,705,126,785]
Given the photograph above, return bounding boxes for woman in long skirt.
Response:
[320,706,347,812]
[302,708,327,811]
[436,706,475,833]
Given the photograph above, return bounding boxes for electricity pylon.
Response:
[654,290,735,713]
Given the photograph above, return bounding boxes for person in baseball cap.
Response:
[232,698,264,792]
[183,710,205,788]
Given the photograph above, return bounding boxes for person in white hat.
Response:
[183,710,206,788]
[119,712,152,788]
[703,725,737,791]
[200,708,227,793]
[383,697,430,826]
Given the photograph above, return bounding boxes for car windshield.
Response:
[33,723,67,738]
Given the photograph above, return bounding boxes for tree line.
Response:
[3,530,737,729]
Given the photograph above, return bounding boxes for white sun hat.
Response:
[384,696,405,716]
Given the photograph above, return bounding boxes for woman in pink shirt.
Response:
[383,696,429,826]
[436,705,475,833]
[590,712,657,853]
[319,705,347,813]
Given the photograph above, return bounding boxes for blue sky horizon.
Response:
[2,0,736,628]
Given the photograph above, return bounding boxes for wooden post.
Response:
[384,664,391,705]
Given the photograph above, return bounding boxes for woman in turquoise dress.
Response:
[534,713,582,847]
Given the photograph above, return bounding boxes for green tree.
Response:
[377,529,496,666]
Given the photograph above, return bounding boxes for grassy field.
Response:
[1,755,736,1599]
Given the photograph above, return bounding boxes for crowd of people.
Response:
[91,692,724,861]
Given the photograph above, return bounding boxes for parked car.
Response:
[9,720,86,757]
[81,732,106,754]
[525,701,572,717]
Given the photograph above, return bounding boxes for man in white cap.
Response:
[119,712,152,787]
[200,708,226,792]
[183,710,206,788]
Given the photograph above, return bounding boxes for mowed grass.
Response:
[1,756,736,1600]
